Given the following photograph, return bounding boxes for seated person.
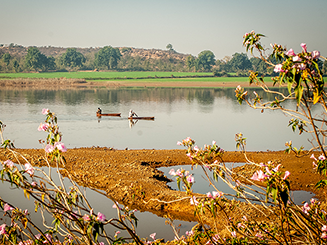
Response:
[129,109,138,117]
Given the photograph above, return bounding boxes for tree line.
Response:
[0,45,326,76]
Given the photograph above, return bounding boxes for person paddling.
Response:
[97,108,102,115]
[129,109,138,117]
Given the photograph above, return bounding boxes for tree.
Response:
[166,43,175,53]
[197,50,215,71]
[2,53,11,66]
[94,46,121,70]
[227,52,252,72]
[60,48,85,69]
[250,57,267,74]
[46,56,56,70]
[25,47,46,71]
[12,59,20,72]
[186,55,196,71]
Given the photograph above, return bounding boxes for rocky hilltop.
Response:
[0,45,190,61]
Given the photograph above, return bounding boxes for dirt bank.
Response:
[0,148,324,223]
[0,78,274,89]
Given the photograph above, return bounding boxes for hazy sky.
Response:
[1,0,326,59]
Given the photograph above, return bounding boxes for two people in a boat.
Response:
[97,108,138,117]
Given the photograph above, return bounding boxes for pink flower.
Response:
[251,170,267,182]
[193,145,199,151]
[186,153,193,161]
[3,160,14,169]
[169,169,176,176]
[212,191,223,199]
[312,50,320,59]
[97,212,106,222]
[186,230,194,236]
[186,175,194,184]
[114,231,121,237]
[293,56,302,62]
[0,224,6,235]
[265,167,272,176]
[286,49,296,56]
[38,123,49,132]
[298,63,306,70]
[45,144,55,153]
[149,233,156,240]
[302,202,311,214]
[212,140,216,145]
[4,203,13,212]
[190,196,199,205]
[175,169,183,177]
[24,163,34,176]
[274,64,284,73]
[112,203,121,210]
[42,108,49,115]
[283,171,290,180]
[44,233,52,243]
[321,232,327,239]
[231,231,236,238]
[273,164,282,172]
[322,225,327,232]
[301,43,307,53]
[54,142,67,152]
[318,154,326,161]
[206,192,213,198]
[177,141,182,146]
[31,181,37,187]
[82,214,91,222]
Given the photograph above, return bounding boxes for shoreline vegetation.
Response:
[0,71,275,89]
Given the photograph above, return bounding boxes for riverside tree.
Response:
[25,47,51,71]
[94,46,121,70]
[60,48,86,70]
[196,50,215,71]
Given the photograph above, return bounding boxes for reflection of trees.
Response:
[25,90,56,104]
[0,87,290,107]
[194,90,214,105]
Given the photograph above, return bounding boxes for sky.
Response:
[1,0,326,60]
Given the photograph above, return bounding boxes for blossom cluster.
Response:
[169,167,195,192]
[251,162,290,182]
[272,42,321,80]
[1,159,34,177]
[177,137,195,148]
[38,108,67,155]
[82,209,106,223]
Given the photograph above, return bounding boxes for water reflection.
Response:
[0,166,195,241]
[159,165,315,205]
[0,87,289,107]
[0,87,316,151]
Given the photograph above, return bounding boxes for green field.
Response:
[0,71,251,83]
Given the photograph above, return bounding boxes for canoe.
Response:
[128,117,155,120]
[97,113,121,117]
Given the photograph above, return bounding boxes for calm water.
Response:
[0,87,314,151]
[0,87,316,241]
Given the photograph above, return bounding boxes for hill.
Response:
[0,44,190,61]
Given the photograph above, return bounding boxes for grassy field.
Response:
[0,71,251,83]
